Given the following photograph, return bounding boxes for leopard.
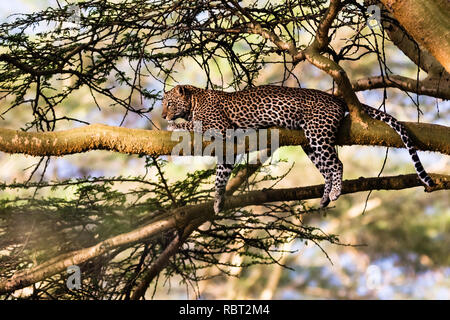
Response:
[161,84,435,214]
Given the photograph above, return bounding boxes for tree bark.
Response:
[380,0,450,73]
[348,75,450,100]
[0,119,449,157]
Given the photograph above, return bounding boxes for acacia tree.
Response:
[0,0,449,299]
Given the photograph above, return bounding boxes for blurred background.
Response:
[0,0,448,299]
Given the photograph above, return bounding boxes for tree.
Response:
[0,0,448,299]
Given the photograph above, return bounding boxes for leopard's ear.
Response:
[175,85,189,97]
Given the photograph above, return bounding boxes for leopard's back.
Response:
[219,85,347,130]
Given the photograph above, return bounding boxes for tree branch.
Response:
[246,23,306,64]
[380,12,448,78]
[129,157,264,300]
[375,0,450,92]
[379,0,450,73]
[339,74,450,100]
[304,0,370,124]
[129,221,199,300]
[313,0,343,50]
[0,119,448,158]
[1,173,449,295]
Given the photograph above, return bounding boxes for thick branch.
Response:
[380,0,450,73]
[0,119,448,157]
[313,0,343,50]
[1,173,449,295]
[375,0,450,94]
[345,75,450,100]
[380,13,448,78]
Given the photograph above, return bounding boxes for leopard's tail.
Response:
[362,104,435,187]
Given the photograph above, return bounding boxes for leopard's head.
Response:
[161,85,193,121]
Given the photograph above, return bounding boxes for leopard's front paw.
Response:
[167,121,177,131]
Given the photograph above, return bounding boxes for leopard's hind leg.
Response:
[214,163,234,214]
[302,144,333,207]
[320,144,343,202]
[304,126,343,207]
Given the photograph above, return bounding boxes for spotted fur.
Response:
[162,85,434,213]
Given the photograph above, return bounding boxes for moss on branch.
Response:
[0,119,448,157]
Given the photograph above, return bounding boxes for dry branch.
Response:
[349,75,450,100]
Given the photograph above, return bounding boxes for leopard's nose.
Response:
[161,110,167,119]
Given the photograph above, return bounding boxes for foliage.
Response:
[0,0,398,131]
[0,158,341,299]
